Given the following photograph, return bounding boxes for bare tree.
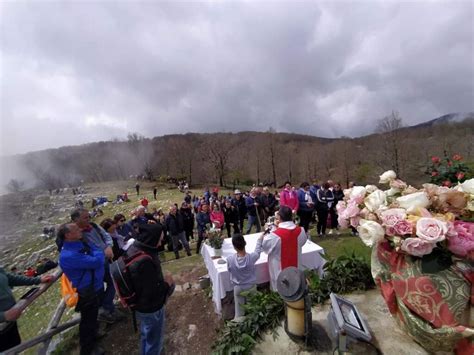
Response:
[266,127,278,187]
[375,111,404,176]
[206,135,233,187]
[6,179,24,193]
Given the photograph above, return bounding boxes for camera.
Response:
[267,216,276,225]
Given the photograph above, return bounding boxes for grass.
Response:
[6,180,373,353]
[311,231,372,261]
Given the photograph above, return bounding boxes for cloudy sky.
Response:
[1,1,473,156]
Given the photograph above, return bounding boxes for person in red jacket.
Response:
[279,181,299,214]
[141,197,149,209]
[210,203,225,229]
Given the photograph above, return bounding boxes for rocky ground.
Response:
[0,181,224,354]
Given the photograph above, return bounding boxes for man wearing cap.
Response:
[231,190,247,233]
[262,206,307,291]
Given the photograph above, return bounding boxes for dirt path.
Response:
[100,285,222,355]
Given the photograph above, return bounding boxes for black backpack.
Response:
[110,251,152,310]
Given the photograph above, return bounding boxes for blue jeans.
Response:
[135,308,165,355]
[245,215,261,234]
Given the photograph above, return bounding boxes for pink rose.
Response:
[393,219,413,236]
[389,179,407,190]
[416,218,447,243]
[447,221,474,259]
[350,216,361,228]
[385,226,396,236]
[344,201,360,218]
[336,201,346,214]
[380,208,406,227]
[401,238,435,257]
[338,216,349,229]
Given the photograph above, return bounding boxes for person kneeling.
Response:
[227,233,263,321]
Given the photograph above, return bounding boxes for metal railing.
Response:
[3,268,80,355]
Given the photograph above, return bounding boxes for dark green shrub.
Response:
[306,252,375,304]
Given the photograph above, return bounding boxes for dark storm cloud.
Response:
[1,1,473,155]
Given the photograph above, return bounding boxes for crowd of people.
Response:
[1,179,352,355]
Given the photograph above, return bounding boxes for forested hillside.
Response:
[2,118,473,192]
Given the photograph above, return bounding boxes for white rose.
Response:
[364,190,387,212]
[396,192,430,214]
[460,179,474,194]
[357,220,385,247]
[385,187,400,197]
[365,185,378,194]
[350,186,367,200]
[379,170,397,184]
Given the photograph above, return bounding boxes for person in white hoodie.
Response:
[227,233,263,320]
[262,206,307,291]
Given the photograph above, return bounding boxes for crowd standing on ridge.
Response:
[1,178,354,355]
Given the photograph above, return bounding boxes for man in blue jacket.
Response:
[71,208,122,323]
[58,223,105,355]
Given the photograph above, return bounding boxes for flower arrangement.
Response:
[426,152,471,186]
[337,171,474,353]
[337,170,474,262]
[206,223,224,249]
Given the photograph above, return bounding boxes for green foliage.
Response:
[211,291,284,355]
[426,152,472,186]
[306,253,375,304]
[207,228,224,249]
[212,253,374,354]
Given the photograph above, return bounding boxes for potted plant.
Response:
[206,224,224,257]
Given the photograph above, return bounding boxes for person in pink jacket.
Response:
[210,203,225,229]
[279,181,299,214]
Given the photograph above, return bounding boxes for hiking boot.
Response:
[187,251,192,257]
[97,311,115,324]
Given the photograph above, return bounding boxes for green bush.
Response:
[211,291,284,355]
[212,253,374,354]
[306,252,375,304]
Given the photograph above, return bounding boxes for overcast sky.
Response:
[0,1,473,156]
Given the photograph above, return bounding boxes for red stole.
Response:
[273,226,301,270]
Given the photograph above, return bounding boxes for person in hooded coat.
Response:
[126,224,175,355]
[226,233,263,320]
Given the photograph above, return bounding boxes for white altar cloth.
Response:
[201,233,325,314]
